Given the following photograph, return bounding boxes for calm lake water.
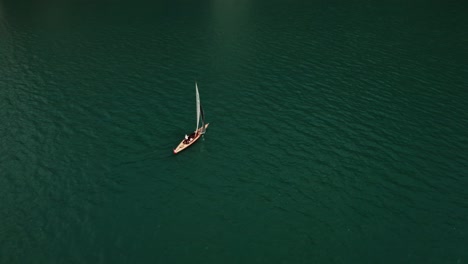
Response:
[1,0,467,263]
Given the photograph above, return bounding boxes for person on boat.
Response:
[189,132,196,141]
[184,134,189,144]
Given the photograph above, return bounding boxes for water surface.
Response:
[1,0,467,263]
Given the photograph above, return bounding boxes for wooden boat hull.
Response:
[173,123,209,154]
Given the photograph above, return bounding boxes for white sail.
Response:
[196,82,200,131]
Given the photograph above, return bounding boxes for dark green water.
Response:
[1,0,467,263]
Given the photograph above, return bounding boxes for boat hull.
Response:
[173,123,209,154]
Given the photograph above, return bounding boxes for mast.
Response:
[195,82,200,132]
[200,104,205,133]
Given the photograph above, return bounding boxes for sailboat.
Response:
[173,82,209,154]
